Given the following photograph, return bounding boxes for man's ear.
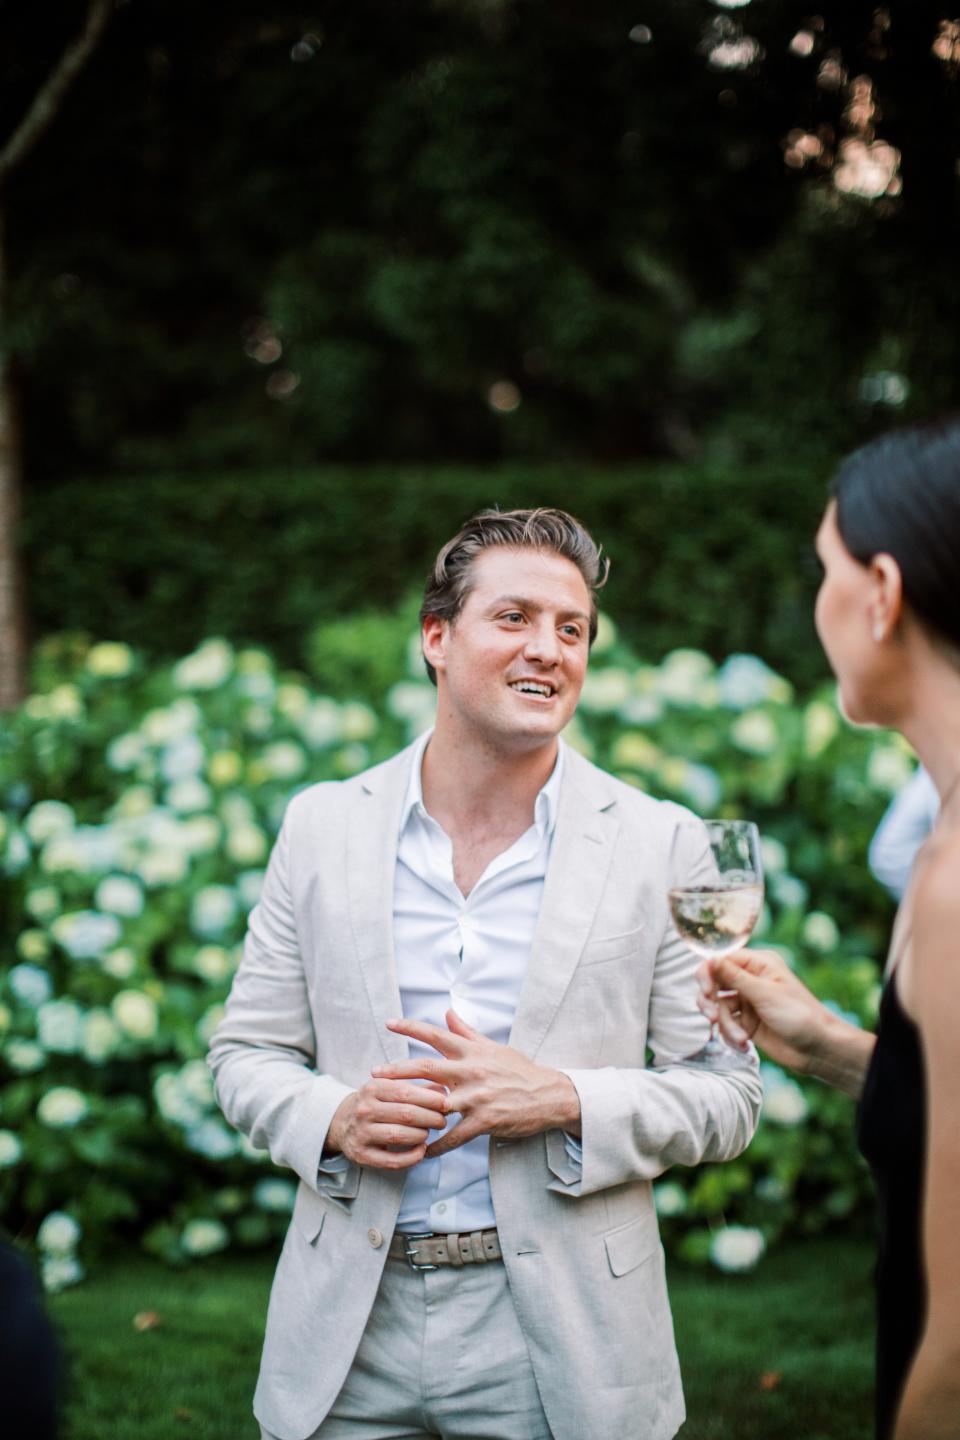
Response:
[869,553,904,642]
[421,615,448,675]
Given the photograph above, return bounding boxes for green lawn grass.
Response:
[50,1238,875,1440]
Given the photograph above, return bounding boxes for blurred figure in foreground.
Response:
[868,766,939,900]
[700,419,960,1440]
[0,1241,60,1439]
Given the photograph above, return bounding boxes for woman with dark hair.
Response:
[699,418,960,1440]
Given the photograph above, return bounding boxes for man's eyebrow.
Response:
[488,594,590,621]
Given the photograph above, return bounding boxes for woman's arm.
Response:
[893,851,960,1439]
[699,948,875,1098]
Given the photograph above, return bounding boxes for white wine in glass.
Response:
[664,818,764,1067]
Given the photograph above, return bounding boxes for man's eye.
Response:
[502,612,525,623]
[560,625,582,639]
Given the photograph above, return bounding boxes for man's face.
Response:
[422,545,592,752]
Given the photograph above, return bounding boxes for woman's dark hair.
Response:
[832,418,960,651]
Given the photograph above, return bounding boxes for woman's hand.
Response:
[697,947,874,1095]
[697,948,836,1075]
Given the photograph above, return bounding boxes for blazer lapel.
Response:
[510,750,620,1057]
[345,747,414,1063]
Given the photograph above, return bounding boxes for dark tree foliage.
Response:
[3,0,957,484]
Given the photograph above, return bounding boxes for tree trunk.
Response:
[0,204,26,709]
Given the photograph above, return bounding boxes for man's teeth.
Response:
[511,682,552,696]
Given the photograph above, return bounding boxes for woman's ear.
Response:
[869,553,904,643]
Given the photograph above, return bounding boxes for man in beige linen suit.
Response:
[209,508,761,1440]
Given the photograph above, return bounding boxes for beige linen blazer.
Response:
[209,741,762,1440]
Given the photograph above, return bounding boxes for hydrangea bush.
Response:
[0,622,909,1285]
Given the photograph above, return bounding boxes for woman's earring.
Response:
[873,624,885,643]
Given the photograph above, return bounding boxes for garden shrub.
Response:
[0,616,906,1288]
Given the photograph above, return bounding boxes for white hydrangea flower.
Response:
[657,650,715,706]
[653,1182,688,1217]
[37,999,85,1053]
[43,688,84,721]
[591,612,617,655]
[136,848,190,887]
[760,837,788,874]
[41,1255,85,1293]
[107,732,147,772]
[195,1003,226,1047]
[101,946,137,980]
[5,1039,45,1072]
[386,683,434,729]
[16,929,50,961]
[94,875,145,918]
[112,989,159,1040]
[867,746,914,796]
[578,668,632,714]
[0,1130,23,1167]
[730,709,778,756]
[220,793,255,826]
[680,763,723,812]
[253,1178,296,1213]
[336,743,369,775]
[236,669,275,702]
[618,693,664,725]
[154,1071,206,1129]
[207,750,243,787]
[51,910,122,960]
[755,1175,789,1203]
[167,778,214,814]
[179,815,221,855]
[236,870,265,910]
[172,639,234,691]
[8,964,53,1008]
[261,741,307,780]
[3,828,29,874]
[87,641,134,678]
[24,800,75,845]
[111,784,156,819]
[160,735,207,784]
[191,885,238,938]
[763,1078,809,1127]
[142,698,202,744]
[300,697,346,747]
[801,911,840,953]
[717,654,792,710]
[610,732,662,772]
[709,1225,766,1273]
[803,698,839,757]
[193,946,232,983]
[226,824,267,866]
[180,1217,229,1256]
[25,885,61,922]
[340,702,377,742]
[276,683,310,719]
[186,1118,239,1160]
[244,704,273,736]
[770,873,808,911]
[37,1087,89,1128]
[82,1008,122,1064]
[37,1210,82,1255]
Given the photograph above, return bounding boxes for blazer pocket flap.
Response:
[293,1184,330,1244]
[604,1214,659,1278]
[579,924,646,968]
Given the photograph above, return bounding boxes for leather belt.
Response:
[389,1228,503,1271]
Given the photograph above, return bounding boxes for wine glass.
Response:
[661,818,764,1069]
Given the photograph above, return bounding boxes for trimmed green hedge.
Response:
[25,463,832,687]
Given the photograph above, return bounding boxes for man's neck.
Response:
[420,727,559,839]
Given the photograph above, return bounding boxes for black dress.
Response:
[857,968,927,1439]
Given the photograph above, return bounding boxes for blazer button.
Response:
[367,1227,384,1249]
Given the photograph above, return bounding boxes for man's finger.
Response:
[364,1122,435,1148]
[424,1118,481,1159]
[370,1079,449,1113]
[384,1017,465,1057]
[371,1058,459,1089]
[444,1008,484,1041]
[357,1143,427,1171]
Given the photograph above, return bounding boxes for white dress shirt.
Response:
[393,731,565,1232]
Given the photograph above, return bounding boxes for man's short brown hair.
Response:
[419,507,609,684]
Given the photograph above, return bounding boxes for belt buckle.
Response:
[403,1231,439,1271]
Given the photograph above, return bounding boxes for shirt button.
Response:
[367,1227,384,1249]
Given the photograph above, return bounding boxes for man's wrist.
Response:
[547,1069,582,1136]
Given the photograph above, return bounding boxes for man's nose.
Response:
[522,621,561,664]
